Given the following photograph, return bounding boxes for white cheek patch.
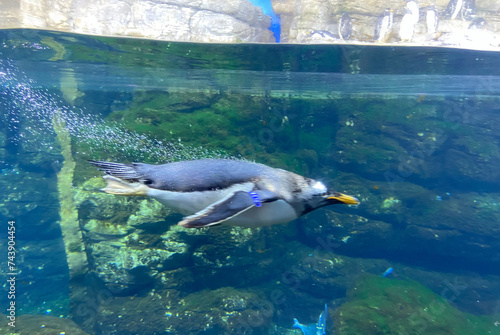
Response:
[312,181,327,193]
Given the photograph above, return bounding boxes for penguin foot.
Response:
[101,175,148,196]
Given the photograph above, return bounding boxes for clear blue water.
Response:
[1,29,500,334]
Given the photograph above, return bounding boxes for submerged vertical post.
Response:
[52,111,91,328]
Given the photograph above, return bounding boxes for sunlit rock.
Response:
[272,0,500,48]
[11,0,275,43]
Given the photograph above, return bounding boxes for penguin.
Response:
[426,5,439,34]
[444,0,463,20]
[399,1,420,42]
[338,13,353,41]
[374,8,394,42]
[89,159,359,228]
[399,8,416,41]
[309,30,336,39]
[405,1,420,24]
[461,0,476,21]
[468,17,486,29]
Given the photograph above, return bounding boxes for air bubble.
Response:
[0,56,233,164]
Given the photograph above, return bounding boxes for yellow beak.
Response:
[328,193,360,205]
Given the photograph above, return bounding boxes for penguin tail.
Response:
[88,160,140,180]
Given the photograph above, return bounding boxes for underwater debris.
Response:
[381,267,393,278]
[293,304,327,335]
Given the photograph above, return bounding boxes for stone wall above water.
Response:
[273,0,500,49]
[1,0,500,49]
[1,0,274,43]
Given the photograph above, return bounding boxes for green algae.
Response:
[335,275,495,335]
[179,287,257,312]
[41,36,67,61]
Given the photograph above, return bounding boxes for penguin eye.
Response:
[141,178,153,185]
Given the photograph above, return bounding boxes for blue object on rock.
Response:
[293,304,327,335]
[248,0,281,42]
[382,267,394,278]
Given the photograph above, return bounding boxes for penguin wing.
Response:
[178,190,279,228]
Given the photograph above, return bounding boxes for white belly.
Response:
[146,182,253,214]
[145,183,298,227]
[224,200,299,227]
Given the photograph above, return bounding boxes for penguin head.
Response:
[299,180,359,214]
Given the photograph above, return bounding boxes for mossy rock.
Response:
[170,287,272,334]
[335,275,494,335]
[1,314,88,335]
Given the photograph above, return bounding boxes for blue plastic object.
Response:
[382,267,394,278]
[292,304,327,335]
[249,191,262,207]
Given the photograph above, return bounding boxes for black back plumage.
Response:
[90,159,274,192]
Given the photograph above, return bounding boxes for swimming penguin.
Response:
[338,13,353,41]
[89,159,359,228]
[374,8,394,42]
[425,5,439,34]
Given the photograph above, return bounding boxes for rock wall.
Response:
[272,0,500,49]
[1,0,500,48]
[1,0,274,43]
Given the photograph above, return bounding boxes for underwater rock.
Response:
[170,287,273,334]
[190,229,279,287]
[109,91,259,155]
[299,180,500,275]
[299,165,500,274]
[82,219,132,240]
[332,99,446,180]
[300,209,397,259]
[95,292,178,335]
[89,241,189,294]
[118,91,220,115]
[158,267,195,291]
[95,286,272,334]
[184,224,299,289]
[444,136,500,185]
[334,275,495,335]
[0,314,89,334]
[279,244,351,299]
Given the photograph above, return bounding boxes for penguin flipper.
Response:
[178,190,279,228]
